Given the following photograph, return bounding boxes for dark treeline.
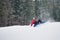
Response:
[0,0,60,27]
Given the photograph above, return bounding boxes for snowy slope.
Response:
[0,22,60,40]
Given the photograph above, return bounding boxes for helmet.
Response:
[33,17,35,19]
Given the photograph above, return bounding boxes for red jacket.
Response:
[30,19,35,26]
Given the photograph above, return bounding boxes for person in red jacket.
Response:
[30,17,36,26]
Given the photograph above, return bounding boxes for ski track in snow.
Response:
[0,21,60,40]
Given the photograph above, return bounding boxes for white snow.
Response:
[0,22,60,40]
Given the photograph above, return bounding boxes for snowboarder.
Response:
[30,17,39,27]
[30,18,45,27]
[30,17,36,26]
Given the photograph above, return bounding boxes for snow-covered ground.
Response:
[0,22,60,40]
